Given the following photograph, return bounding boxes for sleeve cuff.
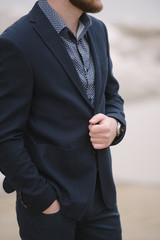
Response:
[111,122,126,146]
[106,113,126,146]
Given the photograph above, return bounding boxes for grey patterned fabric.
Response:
[38,0,95,105]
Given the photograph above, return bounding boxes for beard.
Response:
[69,0,103,13]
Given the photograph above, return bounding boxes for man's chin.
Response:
[69,0,103,13]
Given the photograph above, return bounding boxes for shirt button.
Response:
[84,67,88,73]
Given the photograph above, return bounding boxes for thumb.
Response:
[89,113,106,125]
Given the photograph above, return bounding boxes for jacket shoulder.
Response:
[0,14,30,41]
[90,15,107,32]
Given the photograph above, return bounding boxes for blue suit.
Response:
[0,3,126,219]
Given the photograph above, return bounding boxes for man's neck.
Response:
[47,0,83,37]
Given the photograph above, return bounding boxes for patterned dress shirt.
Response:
[38,0,95,105]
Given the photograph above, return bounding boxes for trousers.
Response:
[16,176,122,240]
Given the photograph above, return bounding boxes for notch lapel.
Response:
[29,3,93,109]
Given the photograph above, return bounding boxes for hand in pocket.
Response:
[43,199,60,215]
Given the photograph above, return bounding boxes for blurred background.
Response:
[0,0,160,239]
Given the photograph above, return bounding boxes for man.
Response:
[0,0,126,239]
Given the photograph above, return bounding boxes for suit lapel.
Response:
[29,3,93,109]
[88,26,103,114]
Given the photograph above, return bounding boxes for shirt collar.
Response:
[38,0,92,40]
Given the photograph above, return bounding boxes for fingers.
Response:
[88,123,106,134]
[90,137,108,145]
[42,199,60,215]
[89,124,110,149]
[91,143,108,150]
[89,114,117,150]
[89,113,110,134]
[90,135,110,149]
[89,113,106,125]
[90,136,110,149]
[89,130,110,139]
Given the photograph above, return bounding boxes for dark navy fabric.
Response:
[16,177,122,240]
[0,2,126,219]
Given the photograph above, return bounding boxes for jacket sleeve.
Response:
[0,36,56,213]
[102,23,126,145]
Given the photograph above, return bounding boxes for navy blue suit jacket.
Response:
[0,3,126,218]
